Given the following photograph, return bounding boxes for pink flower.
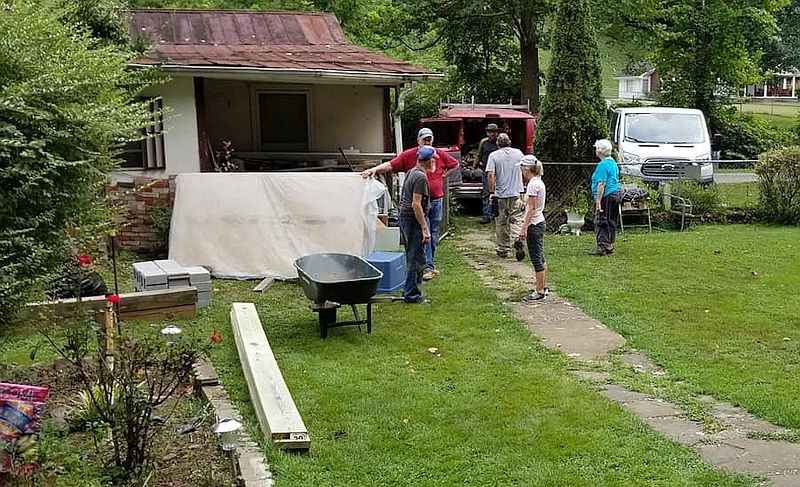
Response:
[105,294,120,304]
[77,255,91,266]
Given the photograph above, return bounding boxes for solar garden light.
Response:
[212,418,243,451]
[213,418,243,481]
[160,325,182,345]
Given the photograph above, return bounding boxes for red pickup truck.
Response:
[420,103,537,200]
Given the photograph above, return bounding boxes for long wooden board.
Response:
[25,288,198,322]
[229,302,310,451]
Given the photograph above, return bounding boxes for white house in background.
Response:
[120,8,441,177]
[615,67,659,100]
[743,71,800,98]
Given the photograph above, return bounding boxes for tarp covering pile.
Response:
[169,173,386,279]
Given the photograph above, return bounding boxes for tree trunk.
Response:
[519,13,540,113]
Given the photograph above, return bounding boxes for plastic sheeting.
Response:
[168,173,386,279]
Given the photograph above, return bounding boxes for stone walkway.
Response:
[457,228,800,486]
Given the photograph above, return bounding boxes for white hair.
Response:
[594,139,613,156]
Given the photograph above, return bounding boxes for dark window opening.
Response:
[258,93,309,151]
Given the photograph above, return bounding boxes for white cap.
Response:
[517,154,539,167]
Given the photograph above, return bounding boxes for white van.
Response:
[610,107,715,184]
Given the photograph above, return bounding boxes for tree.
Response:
[598,0,786,117]
[0,0,152,324]
[400,0,551,110]
[533,0,606,165]
[761,0,800,71]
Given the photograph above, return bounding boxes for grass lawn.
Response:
[2,246,751,486]
[737,101,798,129]
[548,224,800,430]
[718,182,760,208]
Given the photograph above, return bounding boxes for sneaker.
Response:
[522,292,546,302]
[480,217,492,224]
[528,287,549,296]
[604,246,615,255]
[496,250,509,258]
[514,240,525,261]
[588,247,607,256]
[404,298,431,305]
[422,269,435,281]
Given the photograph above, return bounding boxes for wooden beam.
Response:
[252,277,274,293]
[229,302,310,451]
[24,288,198,322]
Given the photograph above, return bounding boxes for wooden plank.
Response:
[229,302,310,451]
[252,277,274,293]
[24,288,198,321]
[121,304,197,321]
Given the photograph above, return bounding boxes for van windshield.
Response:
[624,113,706,144]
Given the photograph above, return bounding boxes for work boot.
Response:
[514,240,526,261]
[588,247,607,256]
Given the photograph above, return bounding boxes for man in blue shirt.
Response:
[590,139,622,256]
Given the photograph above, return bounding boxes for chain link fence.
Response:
[539,159,761,228]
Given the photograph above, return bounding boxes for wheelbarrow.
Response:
[294,253,384,338]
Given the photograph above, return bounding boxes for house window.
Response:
[255,91,310,151]
[121,98,165,169]
[642,77,650,94]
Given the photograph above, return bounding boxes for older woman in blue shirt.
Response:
[590,139,622,256]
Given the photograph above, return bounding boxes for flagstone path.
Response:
[456,228,800,486]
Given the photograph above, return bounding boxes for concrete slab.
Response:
[511,301,625,361]
[620,352,664,374]
[699,438,800,476]
[711,403,791,436]
[571,370,611,382]
[643,416,706,446]
[600,385,681,418]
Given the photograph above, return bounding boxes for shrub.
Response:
[710,105,794,160]
[678,181,722,215]
[755,146,800,225]
[0,0,153,325]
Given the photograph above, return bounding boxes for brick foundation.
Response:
[106,176,176,253]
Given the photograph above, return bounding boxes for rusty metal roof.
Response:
[128,9,440,81]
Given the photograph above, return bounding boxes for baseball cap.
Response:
[486,123,499,131]
[594,139,613,152]
[518,154,539,167]
[417,146,436,161]
[417,127,434,139]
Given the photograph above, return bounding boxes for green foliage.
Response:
[756,146,800,224]
[145,203,172,258]
[565,187,593,215]
[761,0,800,71]
[533,0,607,163]
[653,0,784,116]
[0,0,154,325]
[678,181,722,215]
[711,105,795,159]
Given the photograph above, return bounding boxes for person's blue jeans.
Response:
[424,198,443,271]
[399,213,425,302]
[481,170,492,220]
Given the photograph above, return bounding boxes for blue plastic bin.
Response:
[366,252,405,294]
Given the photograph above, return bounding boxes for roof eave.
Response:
[130,63,443,85]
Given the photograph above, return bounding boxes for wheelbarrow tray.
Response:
[294,253,383,305]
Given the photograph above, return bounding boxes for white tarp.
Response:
[169,173,386,279]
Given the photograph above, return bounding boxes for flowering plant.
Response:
[214,139,239,172]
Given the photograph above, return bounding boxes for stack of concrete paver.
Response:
[185,266,212,308]
[133,259,212,308]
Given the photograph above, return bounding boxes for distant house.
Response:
[743,71,800,98]
[121,8,441,175]
[615,66,659,101]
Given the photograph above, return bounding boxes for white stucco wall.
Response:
[203,79,387,153]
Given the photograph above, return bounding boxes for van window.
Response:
[624,113,705,144]
[609,111,619,144]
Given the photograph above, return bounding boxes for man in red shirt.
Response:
[361,127,459,280]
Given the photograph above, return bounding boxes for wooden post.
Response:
[104,301,115,372]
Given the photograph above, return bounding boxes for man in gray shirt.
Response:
[486,133,525,259]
